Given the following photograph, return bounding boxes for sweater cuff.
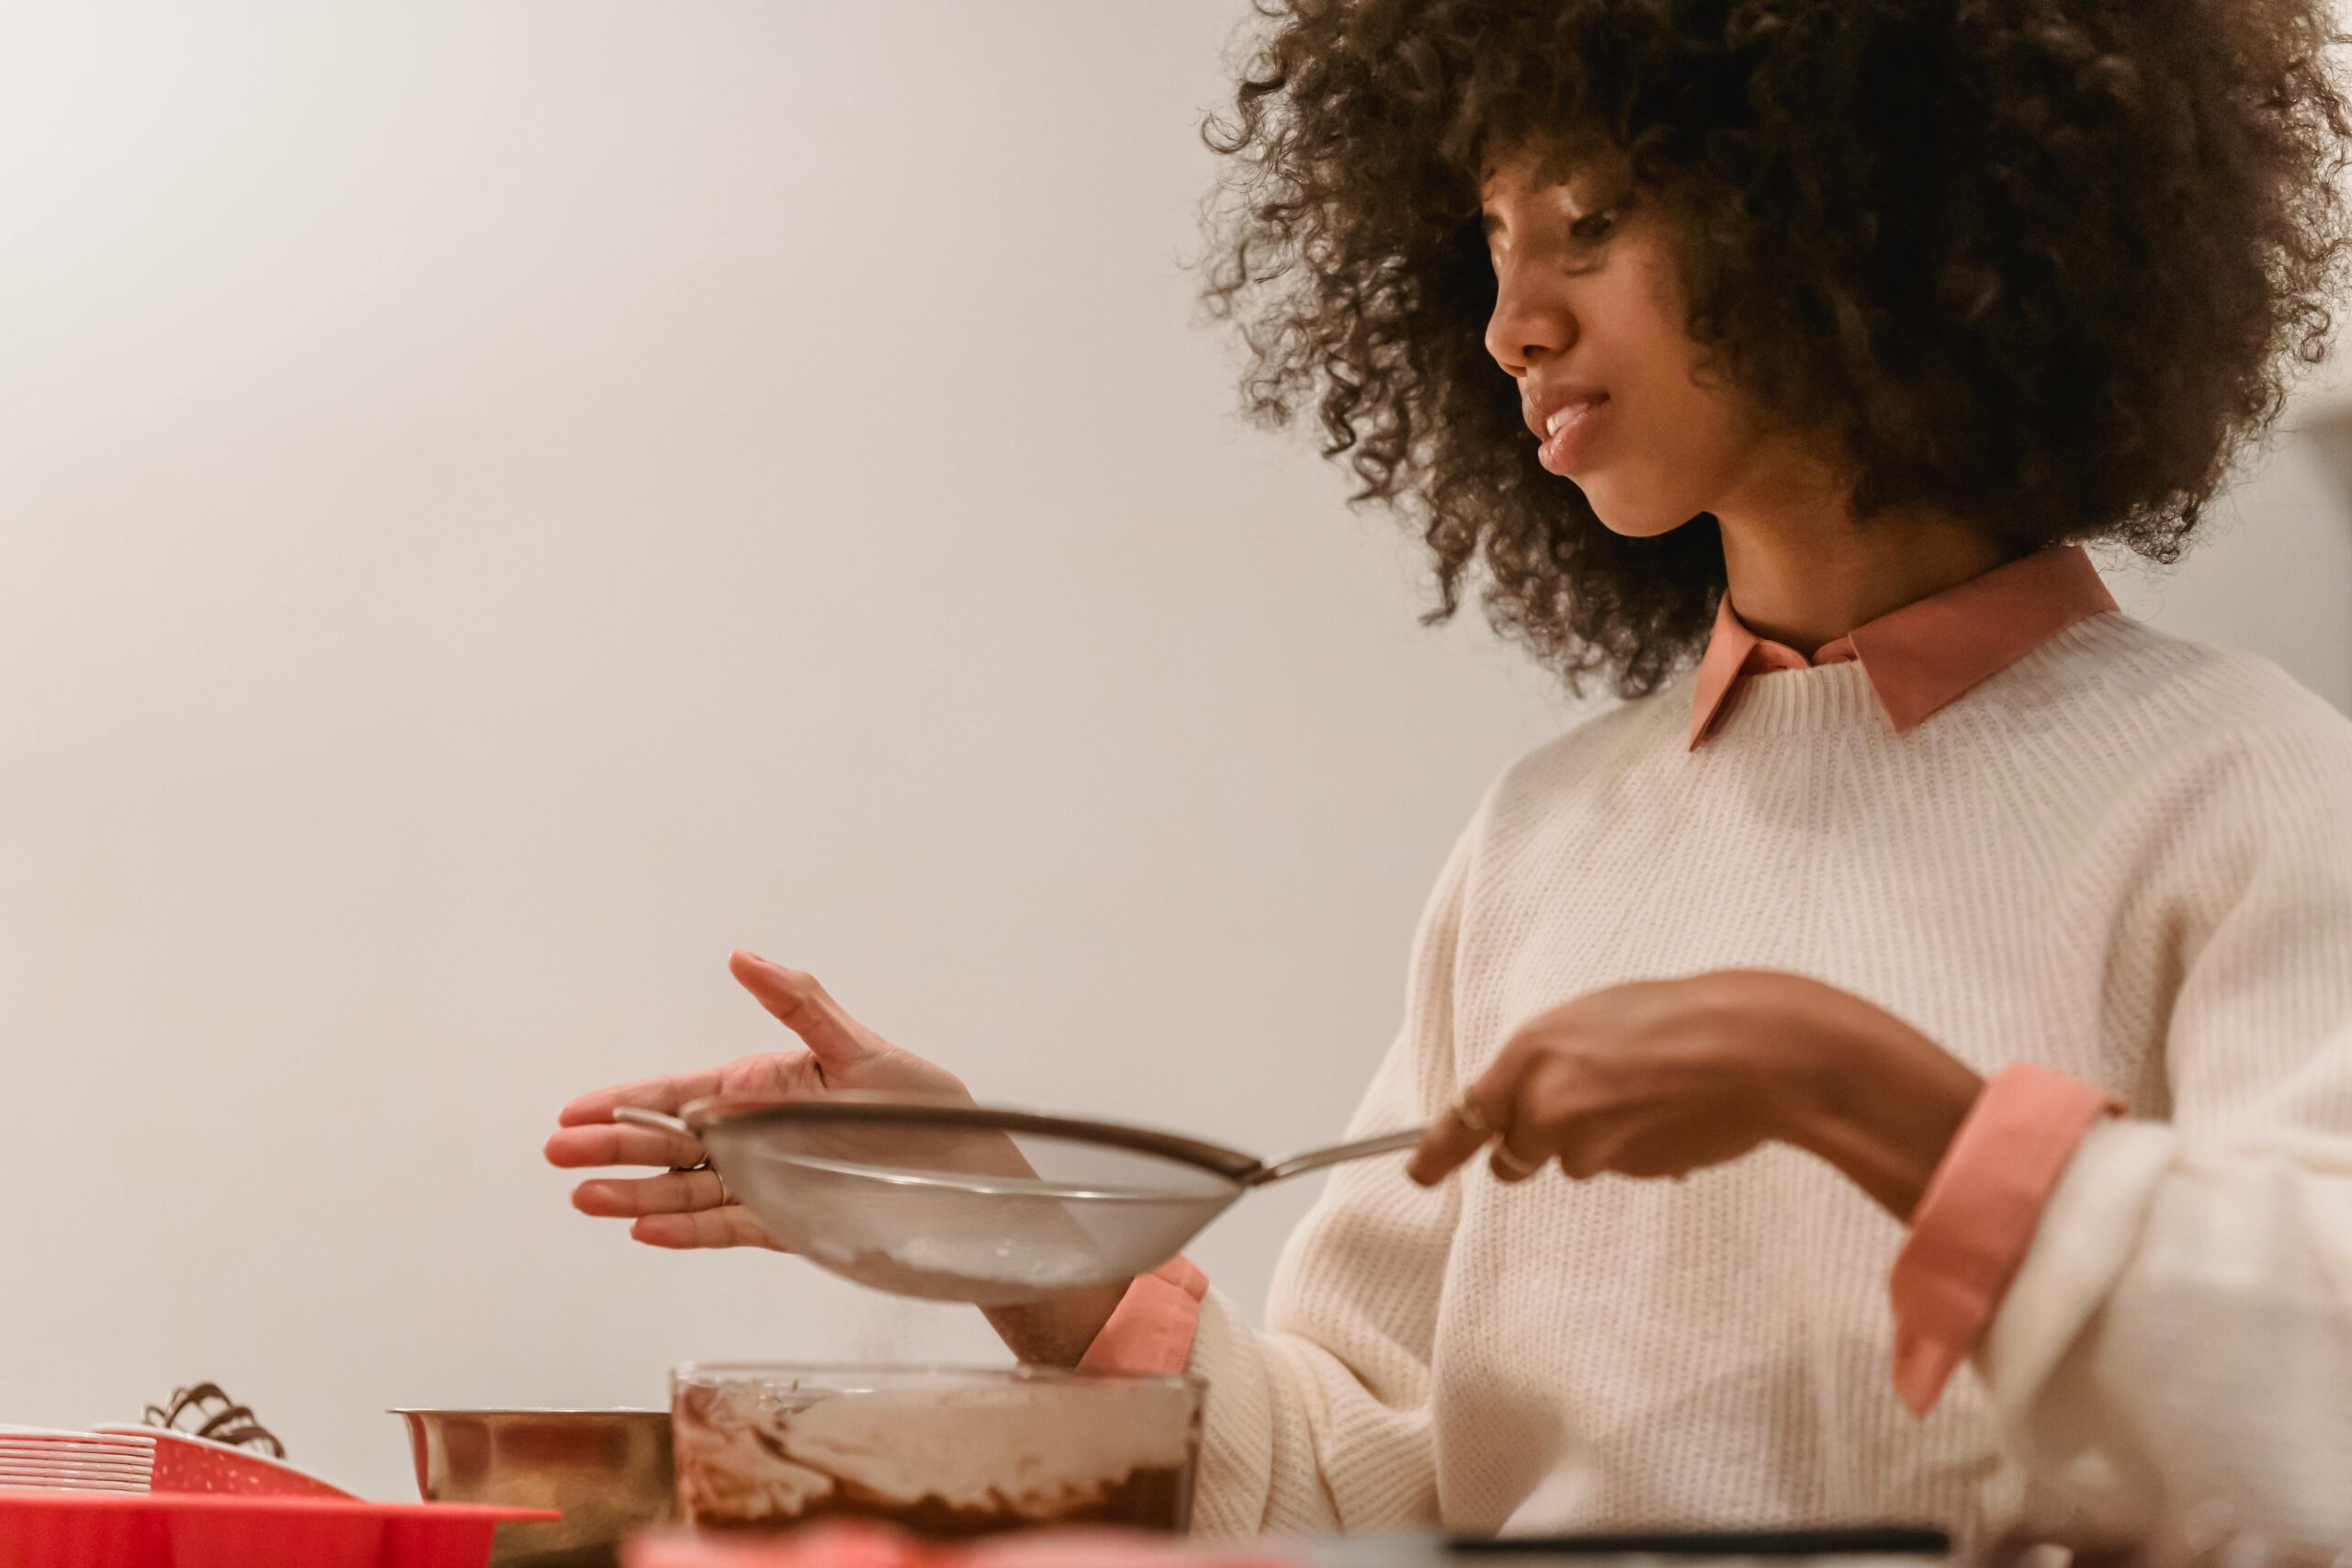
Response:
[1076,1256,1208,1375]
[1887,1062,2122,1416]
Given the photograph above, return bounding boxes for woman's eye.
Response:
[1568,209,1618,243]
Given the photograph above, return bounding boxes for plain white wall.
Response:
[3,0,2346,1503]
[2102,414,2352,715]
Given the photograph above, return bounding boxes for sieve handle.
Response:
[1252,1127,1426,1187]
[613,1106,694,1138]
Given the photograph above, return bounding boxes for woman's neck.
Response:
[1713,468,2013,655]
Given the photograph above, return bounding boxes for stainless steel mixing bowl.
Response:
[394,1407,675,1568]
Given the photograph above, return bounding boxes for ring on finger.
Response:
[1450,1090,1496,1137]
[670,1158,730,1207]
[1492,1145,1544,1179]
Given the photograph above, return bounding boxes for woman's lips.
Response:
[1539,394,1611,475]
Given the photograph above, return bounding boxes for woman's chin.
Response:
[1584,489,1709,540]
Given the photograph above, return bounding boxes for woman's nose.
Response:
[1484,265,1576,373]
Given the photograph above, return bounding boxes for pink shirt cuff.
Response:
[1887,1062,2122,1416]
[1076,1257,1208,1375]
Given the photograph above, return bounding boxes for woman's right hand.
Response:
[543,950,970,1250]
[547,948,1133,1367]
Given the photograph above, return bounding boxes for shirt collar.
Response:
[1687,543,2118,750]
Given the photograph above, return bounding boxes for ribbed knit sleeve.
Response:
[1185,807,1481,1538]
[1975,705,2352,1544]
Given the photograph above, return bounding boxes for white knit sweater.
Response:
[1186,610,2352,1547]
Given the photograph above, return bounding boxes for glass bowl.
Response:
[668,1362,1204,1539]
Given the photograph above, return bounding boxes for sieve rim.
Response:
[681,1093,1268,1183]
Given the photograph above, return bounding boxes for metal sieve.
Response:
[614,1094,1423,1306]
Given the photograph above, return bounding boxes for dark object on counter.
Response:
[1448,1527,1951,1556]
[139,1382,285,1457]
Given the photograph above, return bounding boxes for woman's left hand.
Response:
[1405,970,1985,1222]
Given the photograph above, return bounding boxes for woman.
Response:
[546,0,2352,1547]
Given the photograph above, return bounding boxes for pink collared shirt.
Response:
[1688,541,2117,748]
[1084,543,2128,1416]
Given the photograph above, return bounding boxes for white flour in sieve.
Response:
[811,1234,1119,1303]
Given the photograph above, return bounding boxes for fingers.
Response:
[1408,1043,1562,1187]
[568,1163,783,1251]
[544,1122,707,1170]
[555,951,870,1164]
[1408,1043,1533,1185]
[557,1066,725,1130]
[630,1207,777,1250]
[1504,1055,1622,1179]
[571,1169,730,1218]
[729,951,881,1074]
[1406,1093,1494,1186]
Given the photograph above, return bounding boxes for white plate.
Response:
[0,1457,152,1471]
[0,1460,152,1473]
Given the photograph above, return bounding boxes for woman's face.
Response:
[1479,149,1780,536]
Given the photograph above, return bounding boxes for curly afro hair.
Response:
[1192,0,2352,697]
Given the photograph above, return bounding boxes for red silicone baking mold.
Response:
[0,1491,558,1568]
